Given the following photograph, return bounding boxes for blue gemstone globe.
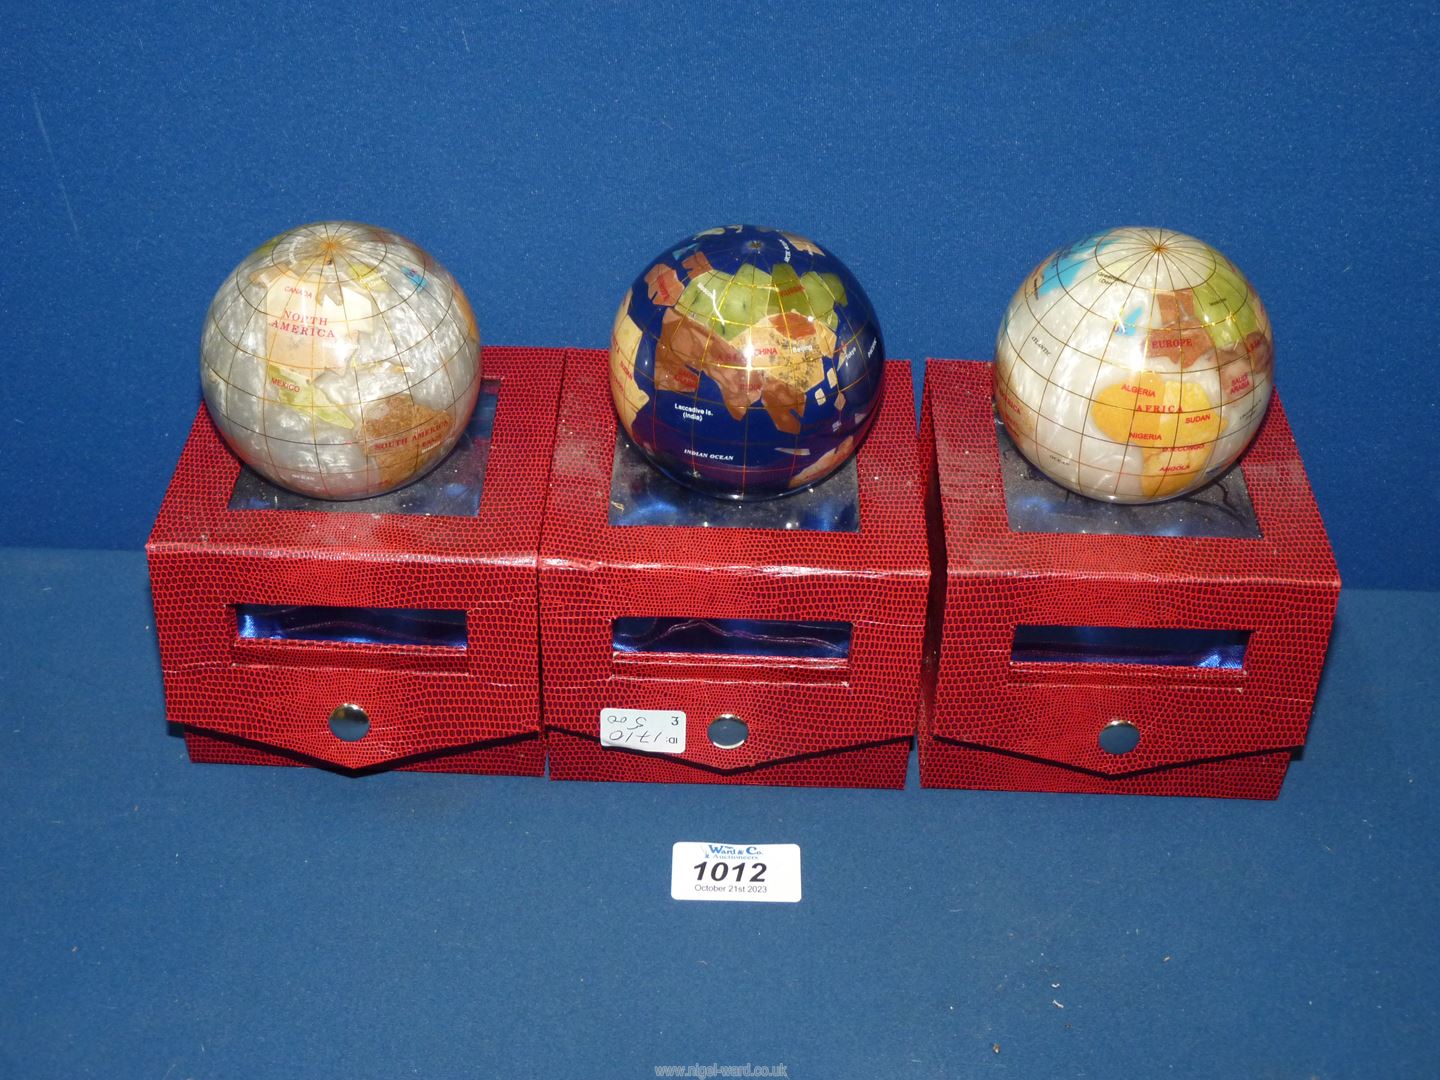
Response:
[609,225,885,500]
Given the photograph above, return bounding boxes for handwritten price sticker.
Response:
[599,708,685,754]
[670,842,802,903]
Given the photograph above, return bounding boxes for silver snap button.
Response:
[1099,720,1140,755]
[708,714,748,749]
[328,703,370,742]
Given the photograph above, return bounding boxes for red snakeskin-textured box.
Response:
[540,352,929,787]
[919,359,1340,799]
[146,346,564,776]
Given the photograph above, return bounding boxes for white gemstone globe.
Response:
[200,221,481,500]
[995,227,1273,503]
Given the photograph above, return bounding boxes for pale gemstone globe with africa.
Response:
[200,221,481,499]
[995,227,1273,503]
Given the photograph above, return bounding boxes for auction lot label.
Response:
[670,842,801,903]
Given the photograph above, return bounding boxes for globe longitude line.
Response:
[1018,233,1147,464]
[824,263,869,465]
[327,227,378,495]
[1105,248,1166,496]
[779,239,821,493]
[1076,242,1161,499]
[793,307,853,492]
[1150,244,1190,497]
[213,267,274,409]
[1154,240,1179,296]
[1174,242,1232,493]
[1031,232,1136,366]
[258,237,336,489]
[1152,237,1230,496]
[439,272,483,456]
[794,247,866,492]
[311,224,360,499]
[398,301,443,494]
[647,287,709,450]
[207,269,253,394]
[405,261,476,490]
[1010,240,1102,460]
[767,247,801,495]
[1159,238,1205,497]
[834,316,873,395]
[1157,240,1219,489]
[687,239,735,484]
[254,277,284,487]
[1212,251,1257,325]
[1149,243,1191,490]
[1030,260,1104,487]
[1211,252,1269,473]
[739,243,772,495]
[784,271,831,490]
[369,272,422,496]
[310,221,343,497]
[208,230,341,489]
[641,286,665,467]
[753,262,788,493]
[655,245,705,478]
[1230,280,1268,429]
[732,237,774,491]
[1027,230,1148,491]
[211,270,274,468]
[362,242,465,495]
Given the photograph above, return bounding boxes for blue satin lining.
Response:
[607,432,861,533]
[1011,625,1249,669]
[612,617,852,660]
[235,604,468,649]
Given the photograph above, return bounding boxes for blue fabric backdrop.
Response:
[2,0,1435,587]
